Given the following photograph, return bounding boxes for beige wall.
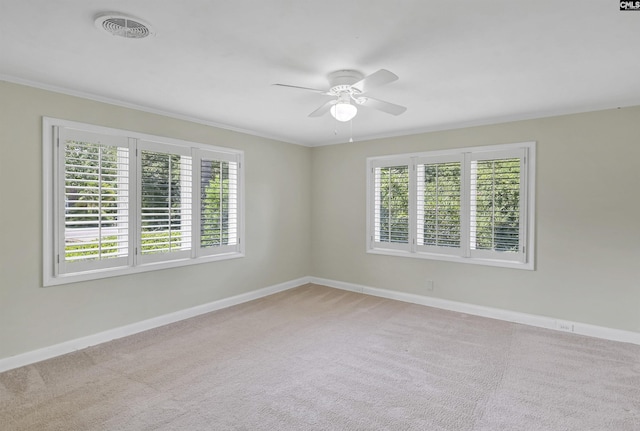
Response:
[0,82,312,358]
[2,79,639,361]
[311,107,640,333]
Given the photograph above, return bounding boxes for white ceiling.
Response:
[1,1,639,146]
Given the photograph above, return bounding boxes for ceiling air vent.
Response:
[94,13,154,39]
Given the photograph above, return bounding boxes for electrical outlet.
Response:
[425,280,434,291]
[555,320,575,332]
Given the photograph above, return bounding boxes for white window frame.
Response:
[366,142,536,270]
[371,156,413,251]
[193,149,241,258]
[415,153,464,257]
[43,117,245,286]
[136,140,194,266]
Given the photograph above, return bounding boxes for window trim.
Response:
[43,117,245,287]
[366,141,536,270]
[415,154,464,257]
[136,140,194,265]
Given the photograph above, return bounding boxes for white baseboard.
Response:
[0,277,312,373]
[309,277,640,346]
[3,275,638,373]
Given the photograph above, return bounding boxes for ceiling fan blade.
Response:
[272,83,328,94]
[351,69,399,93]
[356,97,407,116]
[308,100,336,117]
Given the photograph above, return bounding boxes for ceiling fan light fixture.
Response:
[330,102,357,122]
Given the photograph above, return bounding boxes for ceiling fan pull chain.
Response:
[349,119,354,143]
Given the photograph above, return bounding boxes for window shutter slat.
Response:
[470,158,521,253]
[63,139,129,267]
[373,165,410,245]
[417,161,461,250]
[200,158,239,250]
[140,150,192,257]
[46,118,245,285]
[367,143,532,269]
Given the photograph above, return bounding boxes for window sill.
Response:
[366,247,534,271]
[43,252,245,287]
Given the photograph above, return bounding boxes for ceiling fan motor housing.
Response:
[328,70,364,95]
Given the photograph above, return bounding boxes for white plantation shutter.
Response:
[367,143,534,269]
[469,149,526,262]
[45,118,245,286]
[57,128,132,275]
[196,149,240,256]
[372,159,411,250]
[138,142,192,263]
[416,156,462,255]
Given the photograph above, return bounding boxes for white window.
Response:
[43,118,244,286]
[367,142,535,270]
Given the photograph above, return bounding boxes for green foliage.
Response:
[422,162,461,247]
[140,150,185,230]
[140,230,184,254]
[473,159,520,252]
[65,236,119,259]
[377,166,409,243]
[201,160,230,247]
[63,144,238,262]
[139,151,190,254]
[65,231,182,259]
[375,158,520,253]
[64,142,122,228]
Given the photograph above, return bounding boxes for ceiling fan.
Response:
[274,69,407,122]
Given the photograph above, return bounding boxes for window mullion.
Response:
[408,158,417,253]
[97,146,103,259]
[167,155,173,251]
[435,165,439,247]
[129,138,138,267]
[218,161,223,243]
[387,170,391,242]
[135,143,143,264]
[461,152,471,258]
[192,149,200,258]
[54,127,64,276]
[519,150,528,256]
[416,163,425,247]
[491,161,496,250]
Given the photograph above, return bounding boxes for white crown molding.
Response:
[5,74,640,149]
[0,74,307,147]
[314,102,640,147]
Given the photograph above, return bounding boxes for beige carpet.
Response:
[1,284,639,430]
